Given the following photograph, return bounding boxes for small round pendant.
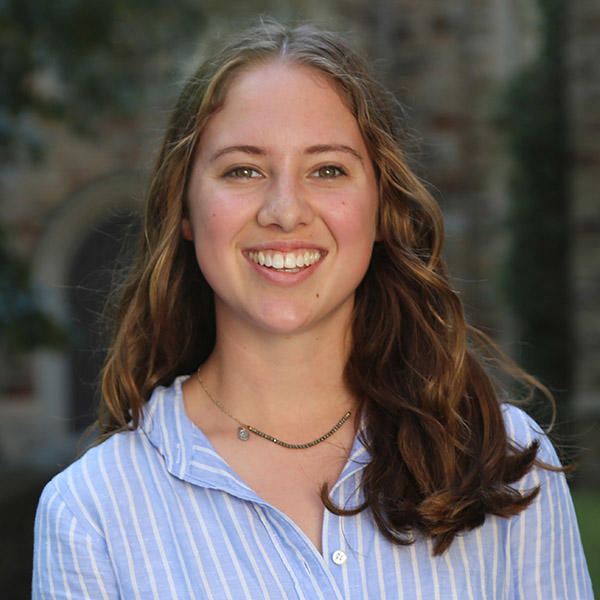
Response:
[237,427,250,441]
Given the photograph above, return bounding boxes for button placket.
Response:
[261,504,346,600]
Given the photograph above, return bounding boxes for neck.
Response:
[197,311,358,436]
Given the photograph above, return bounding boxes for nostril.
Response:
[257,189,314,230]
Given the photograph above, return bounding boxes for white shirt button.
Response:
[331,550,347,565]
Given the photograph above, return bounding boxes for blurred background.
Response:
[1,0,598,595]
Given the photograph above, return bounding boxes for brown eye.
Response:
[314,166,344,178]
[228,167,260,178]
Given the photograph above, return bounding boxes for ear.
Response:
[181,218,194,241]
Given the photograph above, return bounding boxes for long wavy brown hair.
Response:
[99,20,557,555]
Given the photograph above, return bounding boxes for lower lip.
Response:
[243,253,325,286]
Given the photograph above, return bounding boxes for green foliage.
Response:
[572,490,600,593]
[0,0,207,352]
[0,228,65,352]
[499,0,570,430]
[0,0,206,158]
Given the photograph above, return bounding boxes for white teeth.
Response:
[284,254,296,269]
[247,249,322,270]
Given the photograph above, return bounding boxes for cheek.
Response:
[188,188,248,243]
[187,193,254,287]
[326,194,378,246]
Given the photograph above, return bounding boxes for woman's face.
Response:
[183,61,379,336]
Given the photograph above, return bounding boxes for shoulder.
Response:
[501,402,542,442]
[500,402,561,467]
[499,406,594,597]
[38,427,155,536]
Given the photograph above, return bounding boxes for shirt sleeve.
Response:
[32,478,120,600]
[503,405,594,599]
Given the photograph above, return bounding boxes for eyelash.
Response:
[224,166,262,179]
[223,165,347,179]
[311,165,346,178]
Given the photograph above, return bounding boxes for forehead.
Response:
[196,61,365,154]
[224,60,351,113]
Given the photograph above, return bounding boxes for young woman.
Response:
[33,21,592,599]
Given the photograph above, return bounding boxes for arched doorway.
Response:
[67,211,140,431]
[31,172,143,450]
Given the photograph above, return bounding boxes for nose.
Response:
[256,175,314,232]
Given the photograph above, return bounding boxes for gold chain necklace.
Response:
[196,369,351,449]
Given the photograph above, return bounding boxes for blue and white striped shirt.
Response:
[33,375,593,599]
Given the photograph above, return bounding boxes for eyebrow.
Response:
[210,143,364,163]
[305,144,363,163]
[210,145,266,162]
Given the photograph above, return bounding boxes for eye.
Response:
[311,165,346,178]
[225,166,262,179]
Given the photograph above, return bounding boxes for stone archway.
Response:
[67,210,141,431]
[30,172,143,454]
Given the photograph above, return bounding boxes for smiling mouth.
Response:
[245,249,324,272]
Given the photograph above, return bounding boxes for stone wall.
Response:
[0,0,598,479]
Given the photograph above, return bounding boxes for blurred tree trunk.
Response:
[501,0,571,447]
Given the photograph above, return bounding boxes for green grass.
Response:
[572,489,600,594]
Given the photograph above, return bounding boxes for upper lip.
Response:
[242,241,327,253]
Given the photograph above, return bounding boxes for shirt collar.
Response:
[141,375,371,504]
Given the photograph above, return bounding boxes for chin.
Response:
[253,303,314,335]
